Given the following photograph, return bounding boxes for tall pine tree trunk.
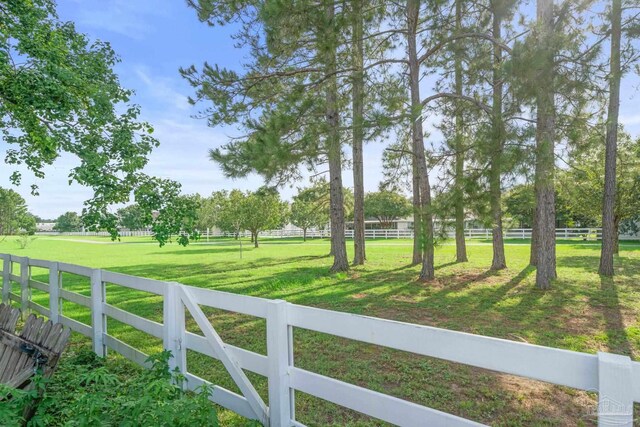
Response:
[534,0,556,289]
[453,0,468,263]
[614,216,620,255]
[352,0,366,266]
[529,210,538,265]
[412,158,423,264]
[325,0,349,272]
[408,0,435,280]
[599,0,621,276]
[489,7,506,270]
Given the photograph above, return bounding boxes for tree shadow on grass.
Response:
[475,266,536,311]
[149,246,258,256]
[593,275,634,357]
[109,254,328,281]
[434,260,458,271]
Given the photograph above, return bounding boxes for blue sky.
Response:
[1,0,639,219]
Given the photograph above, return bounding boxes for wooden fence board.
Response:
[184,373,259,421]
[103,303,163,339]
[58,315,92,338]
[185,331,268,376]
[101,270,167,296]
[290,367,485,427]
[4,254,640,426]
[288,303,599,391]
[59,289,91,308]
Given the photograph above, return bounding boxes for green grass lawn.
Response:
[2,235,640,426]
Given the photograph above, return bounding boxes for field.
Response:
[2,235,640,426]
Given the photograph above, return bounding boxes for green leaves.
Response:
[242,189,289,236]
[132,178,200,247]
[364,190,412,228]
[1,0,197,247]
[0,187,35,235]
[290,196,329,232]
[8,348,221,426]
[117,204,146,231]
[53,211,82,232]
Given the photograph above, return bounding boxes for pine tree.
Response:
[351,0,367,266]
[599,0,621,275]
[452,0,469,263]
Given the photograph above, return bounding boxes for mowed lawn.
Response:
[2,236,640,426]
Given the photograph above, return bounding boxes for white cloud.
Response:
[133,66,190,111]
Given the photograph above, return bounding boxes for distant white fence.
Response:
[2,253,639,426]
[38,227,639,241]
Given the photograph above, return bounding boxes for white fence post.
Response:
[91,269,106,357]
[20,257,29,316]
[267,300,292,426]
[49,262,60,323]
[597,352,633,426]
[2,255,10,303]
[164,282,186,378]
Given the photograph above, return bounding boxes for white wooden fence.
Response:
[2,252,639,426]
[37,227,640,241]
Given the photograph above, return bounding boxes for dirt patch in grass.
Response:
[351,292,369,299]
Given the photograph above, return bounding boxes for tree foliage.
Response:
[364,191,412,228]
[53,211,82,232]
[290,187,330,241]
[117,205,145,231]
[559,132,640,240]
[0,188,35,235]
[195,192,227,232]
[242,189,288,247]
[0,0,197,245]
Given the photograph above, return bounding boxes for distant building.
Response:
[36,222,55,232]
[345,217,484,230]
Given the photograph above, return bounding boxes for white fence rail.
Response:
[2,253,639,426]
[36,227,639,241]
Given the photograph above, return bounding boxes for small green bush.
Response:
[0,349,219,426]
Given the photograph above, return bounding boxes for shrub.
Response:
[1,349,220,426]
